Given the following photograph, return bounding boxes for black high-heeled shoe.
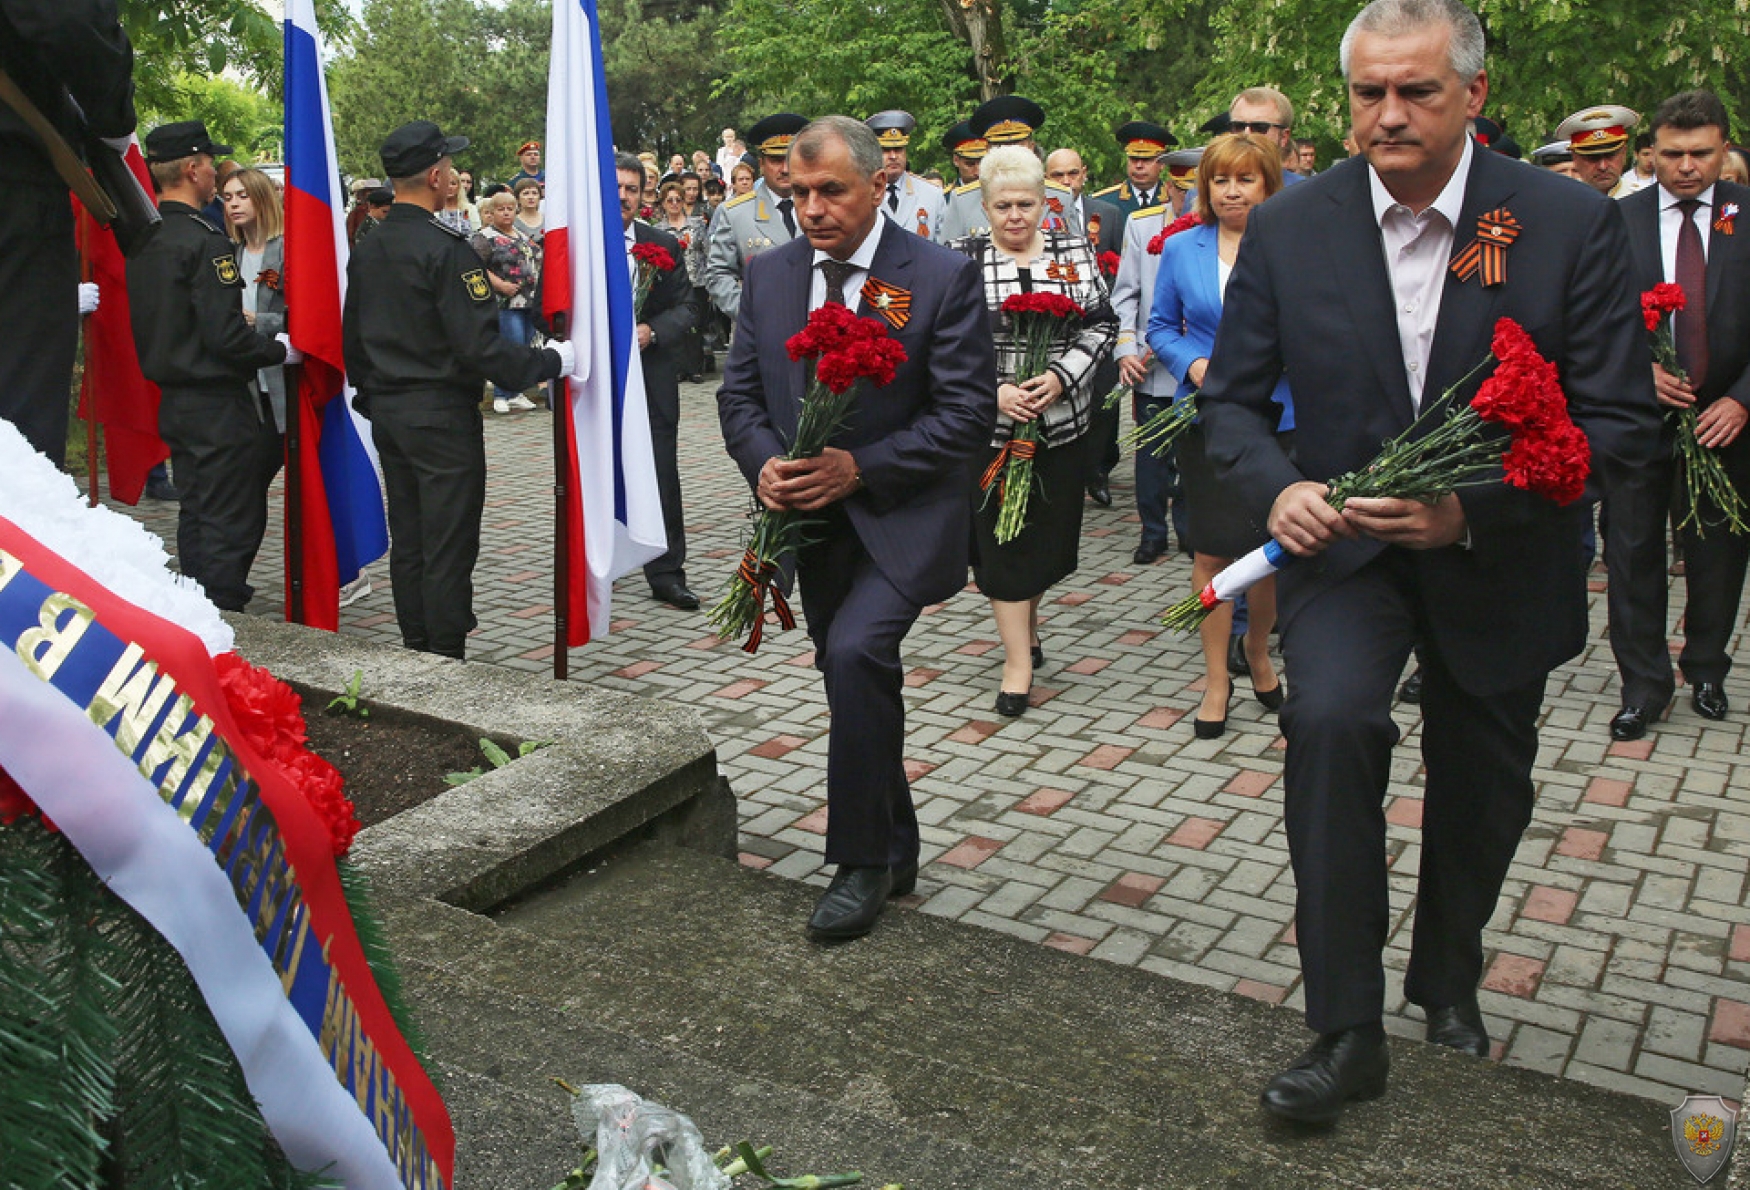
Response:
[1254,676,1285,711]
[995,689,1030,717]
[1194,685,1231,739]
[1031,643,1045,668]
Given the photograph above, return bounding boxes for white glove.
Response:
[550,338,576,377]
[275,332,304,365]
[78,282,101,316]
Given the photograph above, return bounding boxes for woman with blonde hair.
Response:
[953,145,1118,716]
[1146,133,1294,737]
[219,166,291,437]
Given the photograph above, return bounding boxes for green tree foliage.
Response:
[140,73,284,165]
[117,0,349,118]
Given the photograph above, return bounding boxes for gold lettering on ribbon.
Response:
[17,592,95,681]
[0,547,23,594]
[272,901,311,996]
[133,694,213,798]
[174,745,227,826]
[88,644,177,756]
[320,969,353,1066]
[195,769,246,845]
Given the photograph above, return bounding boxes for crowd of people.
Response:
[7,0,1748,1139]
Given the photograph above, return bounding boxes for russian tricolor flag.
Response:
[283,0,388,631]
[543,0,667,647]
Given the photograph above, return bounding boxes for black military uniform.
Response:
[0,0,135,465]
[344,120,565,659]
[127,121,285,611]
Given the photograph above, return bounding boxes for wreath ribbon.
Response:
[1449,208,1519,287]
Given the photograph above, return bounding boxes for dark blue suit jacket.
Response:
[716,220,997,606]
[1198,148,1662,694]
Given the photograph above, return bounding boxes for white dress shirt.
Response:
[1369,136,1473,409]
[1659,182,1714,281]
[808,215,886,314]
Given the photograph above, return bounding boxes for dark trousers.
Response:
[0,184,78,466]
[1279,551,1543,1033]
[797,524,922,869]
[368,396,485,658]
[641,368,687,585]
[1602,452,1678,708]
[157,386,281,611]
[1133,390,1185,549]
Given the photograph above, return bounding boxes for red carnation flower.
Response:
[630,242,676,272]
[1001,291,1085,320]
[285,750,359,859]
[786,302,886,361]
[1502,420,1590,506]
[215,651,308,765]
[1147,211,1203,255]
[1640,282,1686,332]
[1098,250,1121,277]
[816,335,907,394]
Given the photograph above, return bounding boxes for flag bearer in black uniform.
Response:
[128,120,289,611]
[344,120,573,660]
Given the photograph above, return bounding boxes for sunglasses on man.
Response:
[1231,120,1285,135]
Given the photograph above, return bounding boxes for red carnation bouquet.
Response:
[710,303,907,651]
[1098,250,1121,278]
[983,291,1085,542]
[1641,284,1747,536]
[630,241,675,321]
[1162,318,1592,630]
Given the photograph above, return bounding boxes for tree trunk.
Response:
[936,0,1008,101]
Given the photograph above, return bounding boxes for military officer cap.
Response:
[748,113,809,159]
[379,120,469,177]
[351,176,382,194]
[866,111,917,149]
[970,95,1047,144]
[1116,120,1177,158]
[1472,117,1522,160]
[1556,105,1639,156]
[942,121,987,160]
[519,140,541,154]
[1163,147,1205,189]
[1530,136,1573,167]
[1197,112,1233,136]
[144,120,233,163]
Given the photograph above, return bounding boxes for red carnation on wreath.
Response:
[1147,211,1203,255]
[1098,250,1121,277]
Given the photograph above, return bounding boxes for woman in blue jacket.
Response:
[1147,134,1292,737]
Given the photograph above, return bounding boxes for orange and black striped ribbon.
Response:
[979,435,1038,500]
[737,549,796,654]
[1045,261,1081,284]
[1448,208,1519,287]
[861,277,911,330]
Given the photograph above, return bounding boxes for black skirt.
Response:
[1176,423,1293,559]
[971,429,1093,602]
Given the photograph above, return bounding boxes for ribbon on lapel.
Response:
[861,277,912,330]
[1448,207,1519,287]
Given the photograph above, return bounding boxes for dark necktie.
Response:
[778,197,796,238]
[1136,187,1151,208]
[818,259,856,307]
[1676,199,1709,385]
[887,183,900,212]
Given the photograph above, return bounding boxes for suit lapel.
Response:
[1704,182,1742,311]
[1426,148,1519,403]
[1625,189,1663,294]
[1318,163,1415,422]
[1191,223,1221,319]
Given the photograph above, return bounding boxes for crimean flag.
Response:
[542,0,667,646]
[284,0,388,630]
[74,137,167,506]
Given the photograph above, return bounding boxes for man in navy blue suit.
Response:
[717,116,997,941]
[1199,0,1658,1122]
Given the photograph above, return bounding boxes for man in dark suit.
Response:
[717,116,996,941]
[1604,90,1750,738]
[1198,0,1659,1123]
[615,153,699,610]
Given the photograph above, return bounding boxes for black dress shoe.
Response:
[808,866,893,940]
[1424,1003,1491,1057]
[1227,635,1250,676]
[1609,705,1652,741]
[995,690,1029,717]
[1397,667,1423,705]
[1133,540,1165,565]
[1087,480,1112,507]
[1031,643,1045,668]
[1694,681,1730,721]
[890,859,920,898]
[1260,1026,1389,1124]
[145,476,181,502]
[651,582,700,610]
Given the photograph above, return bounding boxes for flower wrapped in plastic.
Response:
[630,241,676,321]
[1162,318,1591,631]
[1641,283,1748,537]
[983,291,1085,543]
[709,304,907,652]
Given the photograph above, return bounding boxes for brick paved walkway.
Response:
[108,379,1750,1106]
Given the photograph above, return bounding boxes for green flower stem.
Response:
[1121,396,1197,456]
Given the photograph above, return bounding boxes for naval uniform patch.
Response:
[462,269,491,302]
[213,254,241,285]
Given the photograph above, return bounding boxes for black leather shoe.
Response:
[995,690,1029,717]
[145,476,181,502]
[1425,1003,1491,1057]
[808,866,893,940]
[1133,540,1165,565]
[1087,480,1112,507]
[890,859,920,898]
[1227,635,1250,676]
[1260,1027,1389,1124]
[1031,643,1046,668]
[651,582,700,611]
[1609,705,1652,741]
[1397,667,1423,705]
[1694,682,1729,721]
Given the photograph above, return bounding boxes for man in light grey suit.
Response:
[702,112,806,324]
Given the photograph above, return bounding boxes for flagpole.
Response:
[552,313,571,680]
[77,211,100,507]
[286,364,305,624]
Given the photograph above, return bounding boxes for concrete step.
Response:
[383,841,1697,1189]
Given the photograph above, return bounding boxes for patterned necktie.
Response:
[818,259,856,307]
[778,197,796,239]
[1676,199,1709,386]
[887,183,900,212]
